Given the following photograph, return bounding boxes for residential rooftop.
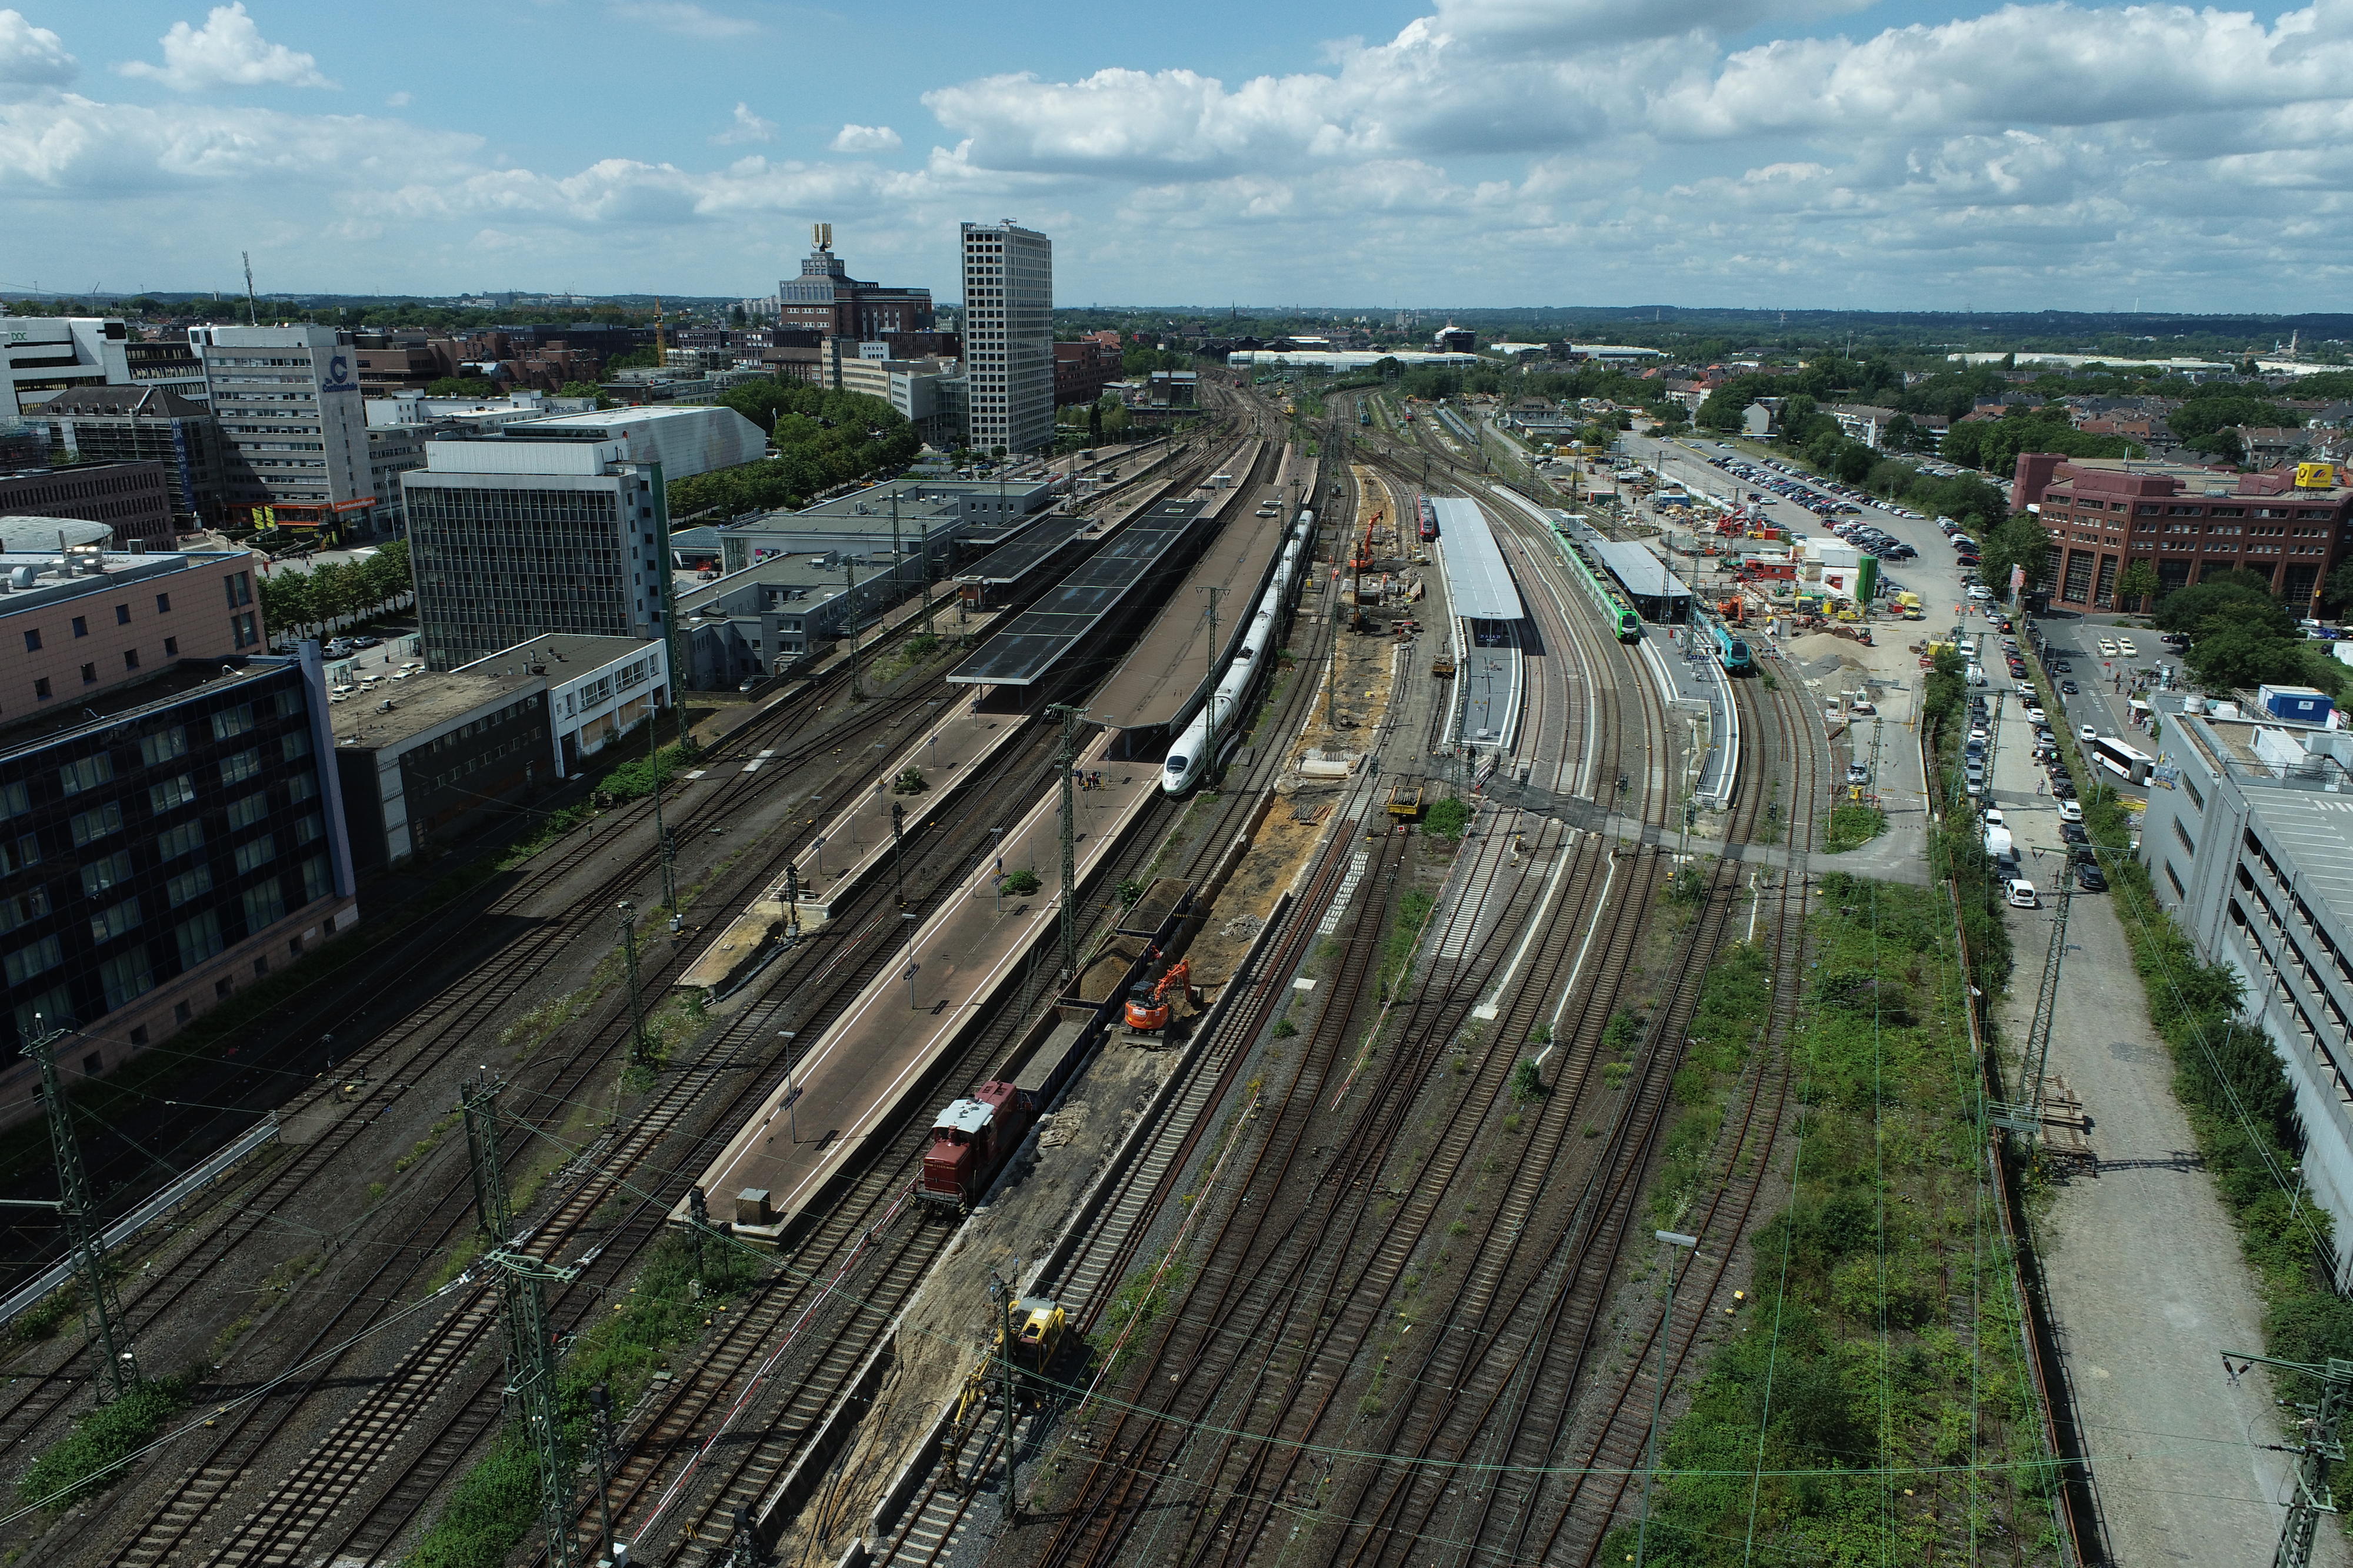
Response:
[328,662,544,750]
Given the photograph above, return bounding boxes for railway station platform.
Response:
[1092,450,1317,752]
[681,724,1162,1246]
[948,438,1265,702]
[1430,495,1525,754]
[1587,536,1693,622]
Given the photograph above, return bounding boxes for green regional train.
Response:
[1551,521,1644,641]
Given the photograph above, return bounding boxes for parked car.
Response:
[1847,762,1871,785]
[2060,822,2089,845]
[2006,879,2039,908]
[2075,862,2108,892]
[2051,777,2077,799]
[2058,799,2082,822]
[2060,680,2080,695]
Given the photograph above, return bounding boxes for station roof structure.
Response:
[950,496,1213,687]
[1587,538,1693,607]
[955,515,1084,586]
[1430,496,1522,622]
[1093,485,1301,732]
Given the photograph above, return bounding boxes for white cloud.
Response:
[712,101,775,144]
[606,1,761,39]
[830,122,901,154]
[0,9,74,102]
[117,4,335,92]
[386,90,411,108]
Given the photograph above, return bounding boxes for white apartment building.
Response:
[960,221,1054,456]
[0,318,131,417]
[189,324,375,528]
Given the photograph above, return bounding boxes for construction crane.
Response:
[1352,509,1382,574]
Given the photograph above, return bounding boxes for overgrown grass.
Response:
[404,1233,766,1568]
[1424,796,1471,840]
[1645,939,1770,1230]
[1824,802,1889,853]
[17,1372,199,1510]
[1611,876,2060,1565]
[1377,889,1437,1002]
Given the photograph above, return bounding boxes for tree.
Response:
[1972,514,2052,599]
[2154,575,2294,638]
[2187,622,2305,692]
[2324,556,2353,615]
[2114,559,2161,615]
[425,376,494,399]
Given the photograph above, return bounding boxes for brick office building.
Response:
[0,460,176,551]
[2014,453,2353,612]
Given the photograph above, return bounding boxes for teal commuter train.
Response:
[1549,521,1644,642]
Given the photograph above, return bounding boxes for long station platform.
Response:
[682,726,1162,1245]
[1430,495,1527,753]
[1092,451,1318,746]
[949,438,1266,696]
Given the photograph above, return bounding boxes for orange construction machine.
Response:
[1352,511,1381,575]
[1124,960,1193,1033]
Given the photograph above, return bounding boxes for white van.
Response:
[1965,665,1988,687]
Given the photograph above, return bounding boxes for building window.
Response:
[219,749,262,787]
[71,616,86,638]
[211,704,254,740]
[163,637,178,656]
[141,726,188,766]
[21,630,37,652]
[69,802,123,847]
[81,850,132,896]
[114,604,130,626]
[158,820,204,860]
[226,793,266,829]
[2174,818,2195,855]
[301,856,331,902]
[242,880,286,930]
[233,836,276,875]
[2183,773,2204,810]
[59,754,114,796]
[174,1000,191,1024]
[79,663,95,685]
[3,935,64,987]
[281,730,311,762]
[165,865,214,908]
[176,910,225,968]
[224,572,252,608]
[155,593,171,614]
[89,899,140,943]
[2165,860,2185,898]
[288,772,316,804]
[0,888,49,933]
[233,613,256,649]
[124,649,139,671]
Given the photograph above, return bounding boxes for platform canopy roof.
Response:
[1430,497,1522,622]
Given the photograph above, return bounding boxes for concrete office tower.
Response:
[188,325,376,530]
[402,441,672,672]
[960,221,1054,456]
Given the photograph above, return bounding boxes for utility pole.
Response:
[1046,705,1084,983]
[990,1264,1022,1523]
[19,1022,138,1400]
[844,555,863,701]
[2221,1349,2353,1568]
[1635,1229,1698,1568]
[646,712,676,926]
[618,902,649,1067]
[585,1382,621,1567]
[891,800,906,907]
[1195,584,1224,710]
[1994,873,2073,1140]
[461,1073,581,1568]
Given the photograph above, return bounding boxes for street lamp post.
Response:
[1634,1228,1699,1568]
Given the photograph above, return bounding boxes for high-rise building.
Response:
[188,324,378,532]
[0,318,129,417]
[775,224,935,339]
[0,541,353,1125]
[960,221,1054,456]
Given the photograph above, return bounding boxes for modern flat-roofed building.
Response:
[675,551,919,688]
[709,475,1052,574]
[496,404,766,477]
[452,633,669,777]
[0,619,357,1126]
[38,385,227,532]
[189,324,379,533]
[0,318,129,416]
[2015,453,2353,612]
[2140,700,2353,1283]
[402,439,672,671]
[328,663,553,872]
[961,221,1054,456]
[0,460,176,551]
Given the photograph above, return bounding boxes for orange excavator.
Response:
[1352,510,1381,574]
[1124,960,1193,1033]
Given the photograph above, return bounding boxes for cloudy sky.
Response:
[2,0,2348,312]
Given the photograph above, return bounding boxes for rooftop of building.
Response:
[452,632,661,678]
[33,386,211,419]
[0,540,251,616]
[0,655,291,759]
[2041,456,2353,503]
[329,662,544,751]
[678,552,861,618]
[0,518,114,551]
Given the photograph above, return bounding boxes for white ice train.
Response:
[1162,511,1315,795]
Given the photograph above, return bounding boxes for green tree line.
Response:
[256,542,412,641]
[665,382,919,520]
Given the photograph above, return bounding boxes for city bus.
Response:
[2088,735,2154,785]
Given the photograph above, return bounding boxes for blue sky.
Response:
[4,1,2348,312]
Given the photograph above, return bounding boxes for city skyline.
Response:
[6,1,2353,313]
